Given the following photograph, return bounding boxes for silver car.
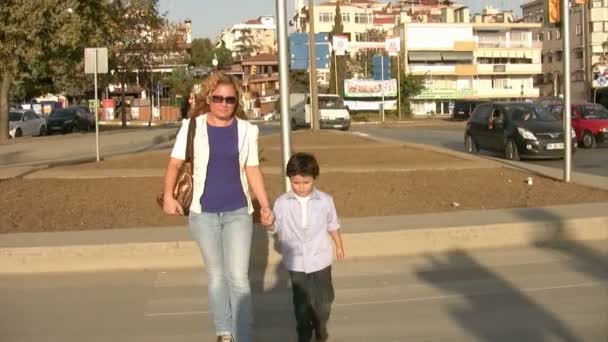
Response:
[9,109,47,138]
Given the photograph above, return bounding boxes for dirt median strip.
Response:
[2,168,608,233]
[3,130,608,233]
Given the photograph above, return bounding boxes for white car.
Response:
[9,109,47,138]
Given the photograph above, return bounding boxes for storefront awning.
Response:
[408,51,442,62]
[441,51,474,61]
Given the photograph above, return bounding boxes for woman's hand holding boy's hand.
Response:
[260,207,274,226]
[336,247,345,261]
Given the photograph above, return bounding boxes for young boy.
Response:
[267,152,345,342]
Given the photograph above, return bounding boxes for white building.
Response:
[219,16,276,57]
[395,7,542,116]
[293,0,396,43]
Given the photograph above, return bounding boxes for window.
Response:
[576,24,582,35]
[25,112,37,121]
[556,50,563,61]
[548,52,553,63]
[575,49,584,59]
[592,22,603,32]
[555,29,561,39]
[547,31,552,40]
[342,13,350,22]
[538,32,544,41]
[319,12,333,23]
[354,13,371,24]
[592,0,602,8]
[471,104,493,123]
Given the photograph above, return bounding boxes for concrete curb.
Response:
[1,203,606,274]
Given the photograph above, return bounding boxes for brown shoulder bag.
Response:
[157,118,197,215]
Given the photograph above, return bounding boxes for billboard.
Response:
[344,79,398,97]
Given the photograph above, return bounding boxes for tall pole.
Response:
[582,2,590,101]
[562,0,572,182]
[397,53,402,120]
[334,52,339,95]
[277,0,292,192]
[308,0,319,131]
[381,53,385,123]
[94,49,100,162]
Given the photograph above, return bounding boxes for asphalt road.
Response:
[352,122,608,178]
[2,243,606,341]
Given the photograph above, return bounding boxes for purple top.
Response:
[200,119,247,213]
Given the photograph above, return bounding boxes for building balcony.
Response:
[476,41,542,49]
[409,65,456,75]
[477,63,542,75]
[413,87,540,100]
[476,87,540,99]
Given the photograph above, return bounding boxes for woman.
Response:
[162,72,273,342]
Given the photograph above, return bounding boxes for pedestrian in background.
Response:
[162,71,273,342]
[266,152,345,342]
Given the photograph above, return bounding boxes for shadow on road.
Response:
[248,200,296,341]
[513,208,608,282]
[416,250,581,342]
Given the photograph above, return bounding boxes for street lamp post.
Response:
[212,53,219,71]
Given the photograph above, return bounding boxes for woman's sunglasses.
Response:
[209,95,238,105]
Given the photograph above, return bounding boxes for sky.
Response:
[159,0,524,40]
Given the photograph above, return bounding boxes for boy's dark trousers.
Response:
[289,266,335,342]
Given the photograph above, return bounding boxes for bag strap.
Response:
[185,117,197,165]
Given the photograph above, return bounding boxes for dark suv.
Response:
[464,102,577,160]
[47,107,94,134]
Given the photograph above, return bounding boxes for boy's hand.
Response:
[260,207,274,226]
[336,247,345,261]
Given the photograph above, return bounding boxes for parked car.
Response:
[464,102,577,161]
[452,100,486,120]
[291,93,351,131]
[547,102,608,148]
[47,107,94,134]
[9,109,47,138]
[70,106,96,128]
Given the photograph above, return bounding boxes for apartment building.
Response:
[292,0,395,43]
[219,16,276,57]
[521,0,591,101]
[395,7,542,116]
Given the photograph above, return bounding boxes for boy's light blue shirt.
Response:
[272,188,340,273]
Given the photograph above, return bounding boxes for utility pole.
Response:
[277,0,292,191]
[562,0,572,182]
[307,0,320,130]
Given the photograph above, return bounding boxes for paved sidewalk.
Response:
[0,127,177,169]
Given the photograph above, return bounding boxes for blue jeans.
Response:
[189,207,253,342]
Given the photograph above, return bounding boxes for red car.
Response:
[547,103,608,148]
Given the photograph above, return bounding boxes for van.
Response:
[290,93,351,130]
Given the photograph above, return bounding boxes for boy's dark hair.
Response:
[286,152,320,179]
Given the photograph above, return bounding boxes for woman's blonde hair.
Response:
[188,71,248,120]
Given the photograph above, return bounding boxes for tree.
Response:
[235,29,258,60]
[211,42,234,68]
[351,28,386,78]
[329,3,347,96]
[110,0,164,128]
[190,38,215,66]
[290,70,310,93]
[0,0,116,143]
[399,73,426,116]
